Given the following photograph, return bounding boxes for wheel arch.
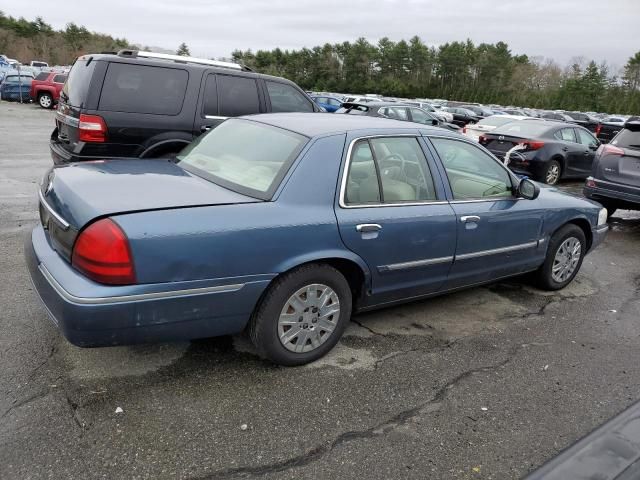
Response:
[550,217,593,252]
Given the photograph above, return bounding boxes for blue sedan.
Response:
[26,114,609,365]
[311,95,343,112]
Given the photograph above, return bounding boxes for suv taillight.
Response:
[601,144,624,156]
[72,218,136,285]
[595,124,602,136]
[78,114,107,143]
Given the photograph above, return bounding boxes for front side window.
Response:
[266,81,314,113]
[99,63,188,115]
[35,72,49,81]
[576,129,598,147]
[176,119,307,199]
[431,138,513,200]
[218,75,260,117]
[344,137,437,205]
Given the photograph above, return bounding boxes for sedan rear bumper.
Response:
[26,226,272,347]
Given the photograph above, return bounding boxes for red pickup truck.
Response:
[30,71,68,109]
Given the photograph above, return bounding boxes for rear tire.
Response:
[249,264,352,366]
[535,224,586,291]
[540,160,561,185]
[38,93,53,109]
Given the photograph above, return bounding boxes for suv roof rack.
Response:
[116,49,252,72]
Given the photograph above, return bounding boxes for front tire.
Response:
[38,93,53,109]
[535,224,586,291]
[249,264,352,366]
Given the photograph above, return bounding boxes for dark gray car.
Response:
[584,120,640,216]
[335,102,460,132]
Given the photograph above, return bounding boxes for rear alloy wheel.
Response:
[542,160,561,185]
[38,93,53,109]
[535,224,586,291]
[249,264,352,366]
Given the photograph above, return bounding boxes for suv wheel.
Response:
[38,93,53,109]
[535,224,586,290]
[249,264,352,366]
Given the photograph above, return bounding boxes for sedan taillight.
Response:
[72,218,136,285]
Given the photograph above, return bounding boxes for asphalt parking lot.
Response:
[1,101,640,479]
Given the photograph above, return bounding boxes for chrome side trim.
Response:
[455,241,538,261]
[38,264,245,305]
[379,255,454,272]
[204,115,229,120]
[38,189,70,230]
[338,134,449,209]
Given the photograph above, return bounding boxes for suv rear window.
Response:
[53,74,67,84]
[612,127,640,150]
[99,63,188,115]
[62,58,97,107]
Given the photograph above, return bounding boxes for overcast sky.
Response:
[6,0,640,70]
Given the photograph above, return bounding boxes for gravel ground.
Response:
[1,101,639,479]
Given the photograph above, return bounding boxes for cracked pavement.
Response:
[2,102,640,479]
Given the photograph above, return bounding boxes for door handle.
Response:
[562,146,569,152]
[200,125,212,133]
[356,224,382,233]
[460,215,480,223]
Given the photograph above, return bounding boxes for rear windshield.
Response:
[492,122,550,138]
[99,63,188,115]
[176,119,308,200]
[62,58,96,107]
[478,116,518,128]
[612,128,640,150]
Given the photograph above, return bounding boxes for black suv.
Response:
[51,50,320,164]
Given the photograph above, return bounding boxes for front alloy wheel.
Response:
[535,224,586,290]
[39,93,53,109]
[551,237,582,283]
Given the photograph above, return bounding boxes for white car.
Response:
[464,114,528,141]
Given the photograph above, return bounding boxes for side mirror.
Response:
[518,178,540,200]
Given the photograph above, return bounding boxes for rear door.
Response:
[335,134,457,306]
[554,127,583,176]
[428,137,544,287]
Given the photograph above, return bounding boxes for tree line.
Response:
[232,38,640,115]
[1,11,638,114]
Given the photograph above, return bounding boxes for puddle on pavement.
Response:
[59,342,190,380]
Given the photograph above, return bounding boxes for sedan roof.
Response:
[243,112,450,138]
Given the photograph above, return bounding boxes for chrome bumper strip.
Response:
[38,188,70,230]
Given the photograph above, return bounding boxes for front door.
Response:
[574,128,599,175]
[428,137,545,288]
[335,135,457,306]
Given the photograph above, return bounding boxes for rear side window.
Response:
[53,74,67,84]
[99,63,188,115]
[266,81,314,113]
[35,72,49,81]
[218,75,260,117]
[62,58,97,107]
[555,128,576,143]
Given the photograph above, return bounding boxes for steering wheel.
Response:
[441,147,459,164]
[380,153,408,181]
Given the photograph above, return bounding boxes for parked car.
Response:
[459,104,494,118]
[584,120,640,216]
[50,50,320,164]
[480,119,600,184]
[597,116,627,144]
[26,113,608,365]
[443,107,481,127]
[30,61,49,68]
[404,101,454,123]
[335,102,460,131]
[565,111,601,133]
[0,73,34,102]
[30,71,67,109]
[463,114,527,142]
[540,111,574,123]
[311,95,343,112]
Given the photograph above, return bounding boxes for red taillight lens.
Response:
[478,135,487,144]
[601,144,624,156]
[72,218,136,285]
[78,114,107,143]
[521,140,545,150]
[595,124,602,136]
[586,179,597,188]
[462,126,467,133]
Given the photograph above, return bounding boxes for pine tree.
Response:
[176,43,190,56]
